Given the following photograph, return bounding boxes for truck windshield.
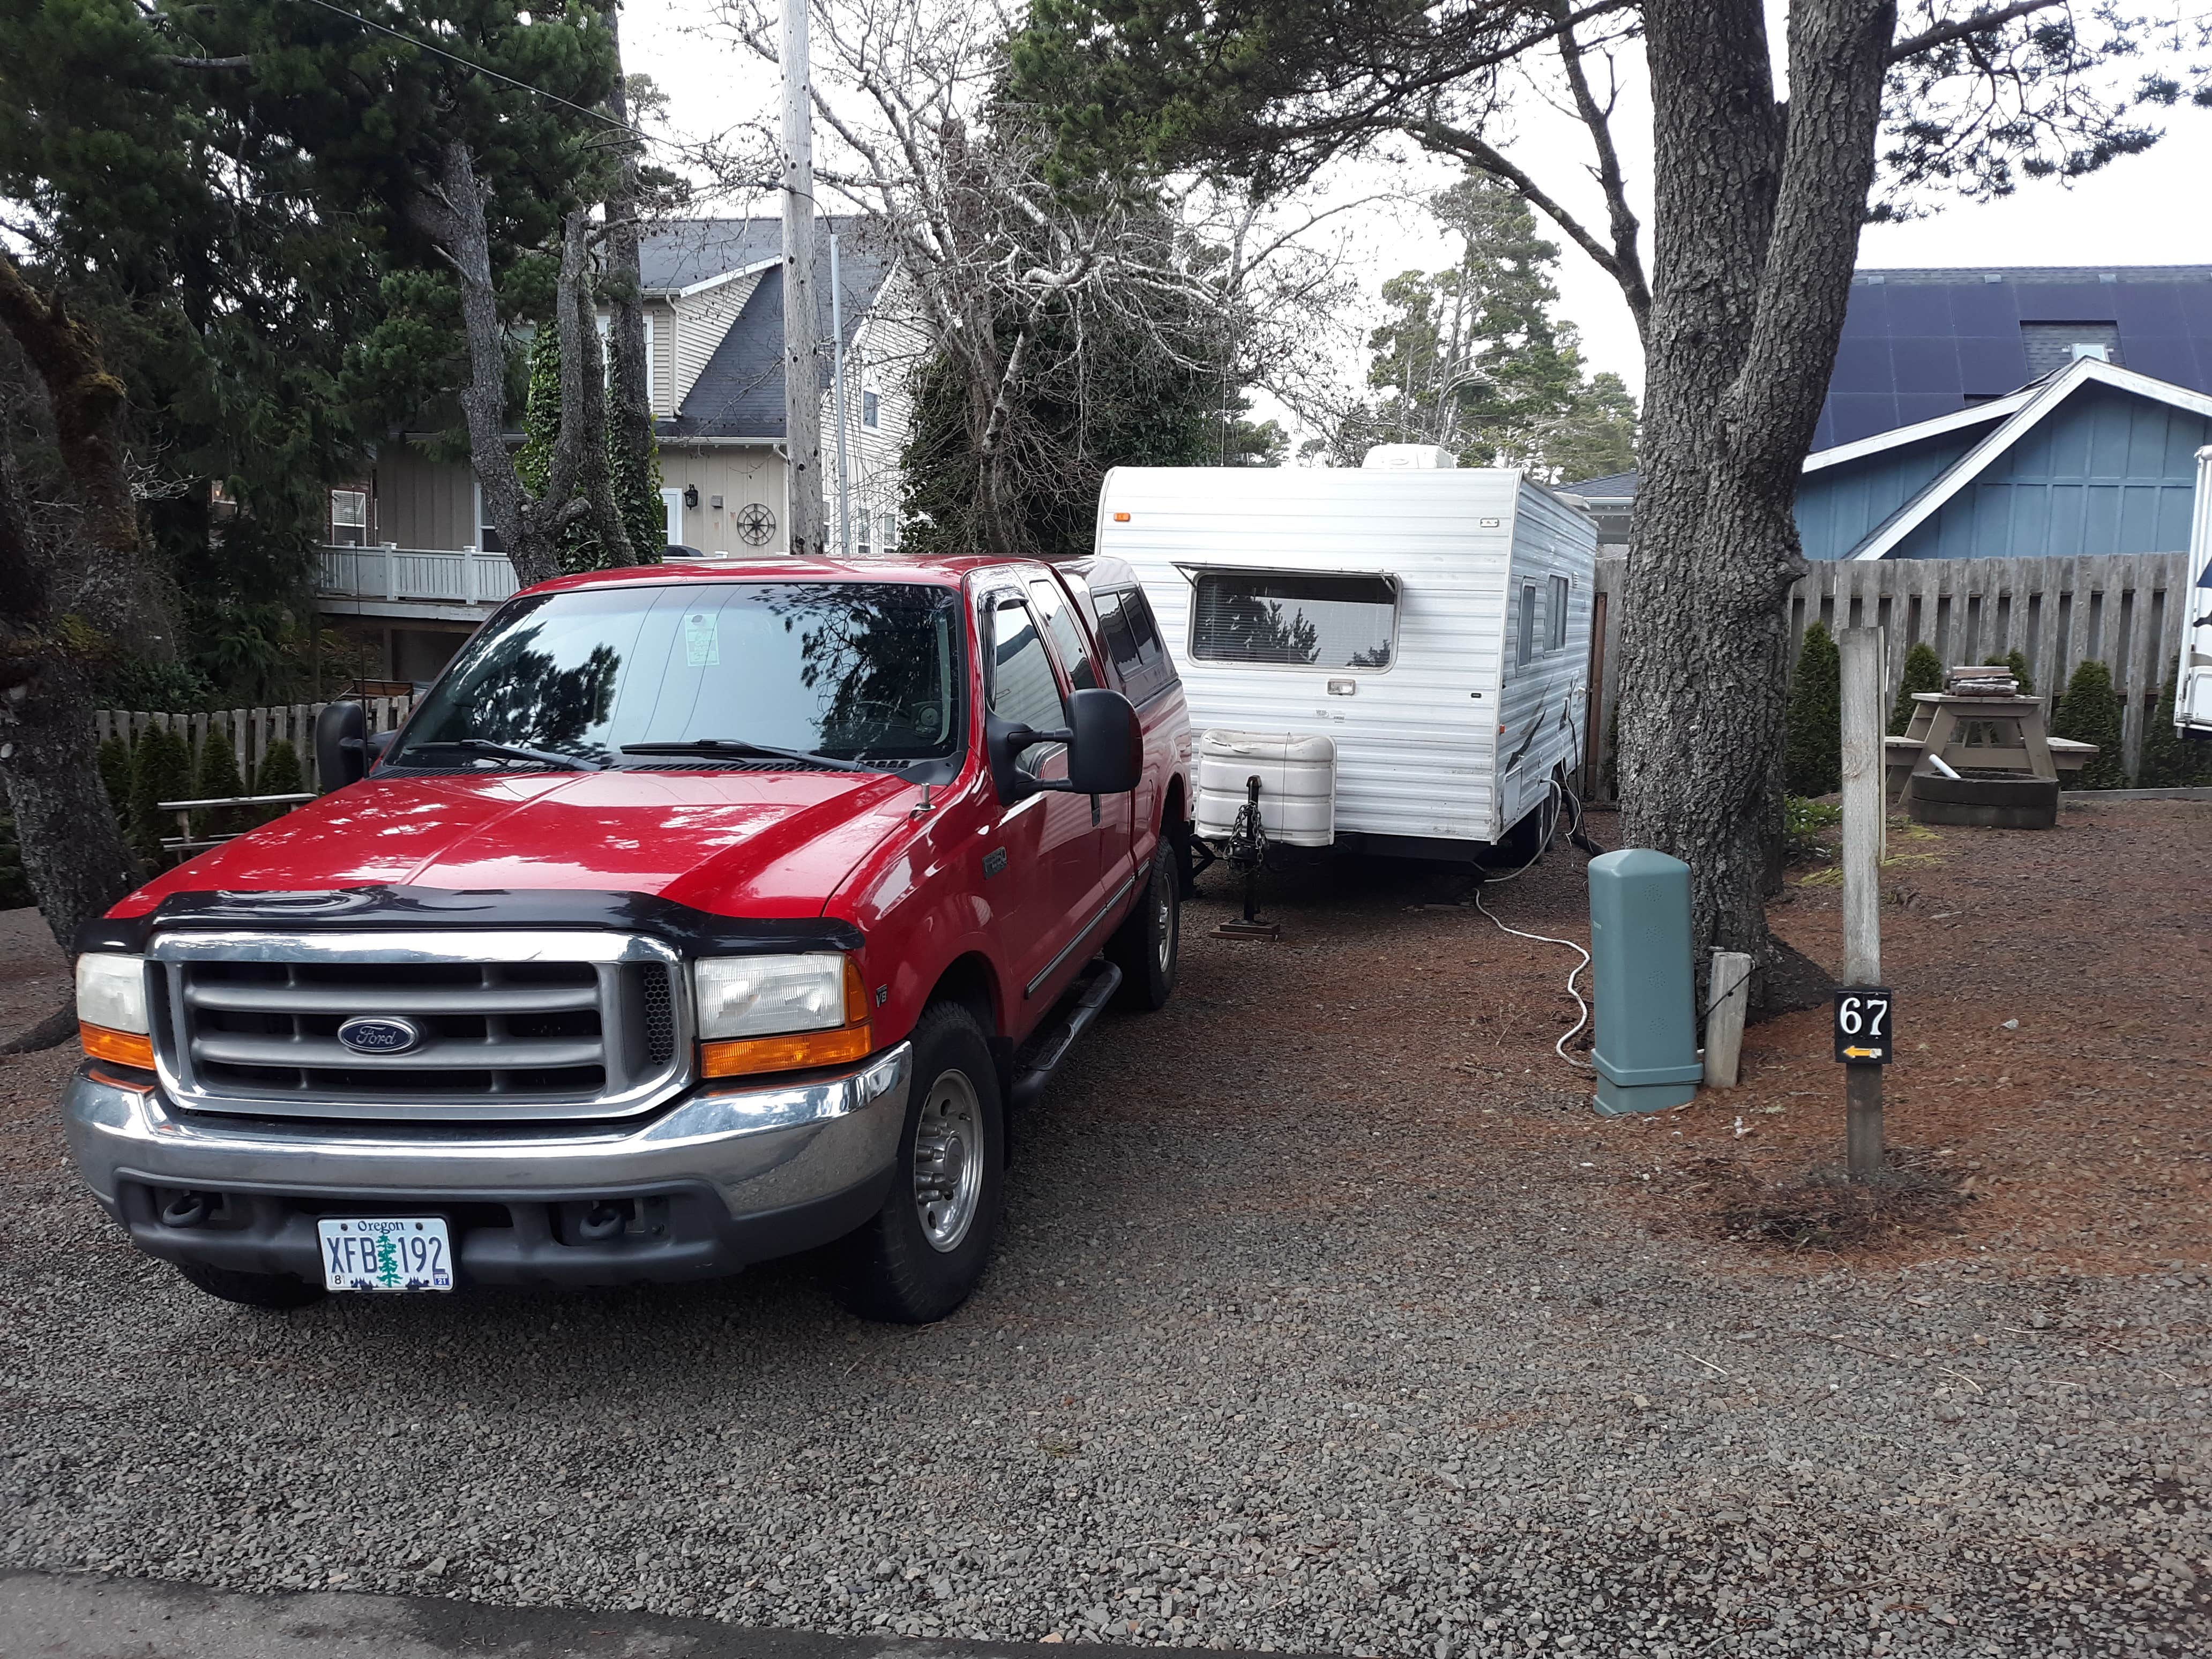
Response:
[389,581,965,772]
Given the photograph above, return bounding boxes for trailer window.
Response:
[1191,571,1395,668]
[1549,574,1571,652]
[1517,582,1537,667]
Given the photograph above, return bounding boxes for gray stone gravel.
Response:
[2,869,2207,1657]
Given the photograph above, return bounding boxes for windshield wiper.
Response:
[619,738,878,774]
[406,737,603,772]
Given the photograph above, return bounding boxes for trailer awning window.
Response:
[1188,569,1398,668]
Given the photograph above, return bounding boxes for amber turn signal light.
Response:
[80,1022,155,1071]
[700,1022,875,1080]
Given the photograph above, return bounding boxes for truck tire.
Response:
[832,1000,1005,1324]
[1107,834,1180,1011]
[174,1260,325,1311]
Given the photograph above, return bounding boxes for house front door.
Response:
[661,488,684,553]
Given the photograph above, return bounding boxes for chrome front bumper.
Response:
[62,1045,911,1287]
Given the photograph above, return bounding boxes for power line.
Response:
[287,0,652,145]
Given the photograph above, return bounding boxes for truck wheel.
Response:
[1107,834,1180,1011]
[174,1260,325,1311]
[832,1001,1005,1324]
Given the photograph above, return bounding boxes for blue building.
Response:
[1563,265,2212,562]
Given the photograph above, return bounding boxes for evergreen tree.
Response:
[191,726,248,841]
[2051,659,2127,789]
[2135,679,2212,788]
[1983,650,2033,695]
[97,735,132,818]
[1358,175,1636,480]
[128,722,193,865]
[1890,641,1944,735]
[251,738,307,826]
[1784,622,1842,797]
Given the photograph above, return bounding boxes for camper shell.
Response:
[1095,465,1598,859]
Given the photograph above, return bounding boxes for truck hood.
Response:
[118,768,917,920]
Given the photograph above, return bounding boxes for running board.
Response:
[1009,959,1123,1111]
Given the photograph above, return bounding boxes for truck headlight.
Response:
[693,954,873,1079]
[77,953,155,1070]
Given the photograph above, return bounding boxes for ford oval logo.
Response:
[337,1015,423,1056]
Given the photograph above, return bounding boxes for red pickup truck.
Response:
[64,554,1193,1322]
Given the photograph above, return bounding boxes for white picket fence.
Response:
[95,697,418,793]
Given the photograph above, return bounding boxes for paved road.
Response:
[3,1571,1237,1658]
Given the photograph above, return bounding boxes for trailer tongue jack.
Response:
[1213,774,1280,940]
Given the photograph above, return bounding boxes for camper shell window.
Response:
[1190,570,1396,669]
[1094,587,1177,705]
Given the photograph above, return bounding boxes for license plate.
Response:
[317,1216,455,1292]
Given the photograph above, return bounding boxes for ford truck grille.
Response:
[146,931,691,1122]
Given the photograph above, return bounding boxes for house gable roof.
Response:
[643,218,898,442]
[1847,355,2212,559]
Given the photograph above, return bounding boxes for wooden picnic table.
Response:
[1882,692,2097,810]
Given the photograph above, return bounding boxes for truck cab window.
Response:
[987,597,1067,776]
[1028,578,1100,692]
[1192,571,1394,668]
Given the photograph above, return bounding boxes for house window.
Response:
[474,484,503,554]
[1191,570,1396,668]
[2069,342,2109,363]
[330,489,368,547]
[856,511,871,557]
[862,388,880,429]
[881,509,898,551]
[1548,574,1571,652]
[1517,581,1537,667]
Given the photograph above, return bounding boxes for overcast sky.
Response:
[625,3,2212,405]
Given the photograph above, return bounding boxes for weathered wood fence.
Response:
[94,696,417,793]
[1589,551,2194,796]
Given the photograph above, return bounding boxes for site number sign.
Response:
[1833,988,1894,1066]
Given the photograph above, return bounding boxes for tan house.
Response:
[321,217,920,680]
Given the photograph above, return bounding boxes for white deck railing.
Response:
[318,544,520,606]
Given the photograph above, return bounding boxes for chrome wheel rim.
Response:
[912,1068,984,1252]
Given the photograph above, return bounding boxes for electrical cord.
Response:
[1473,774,1595,1070]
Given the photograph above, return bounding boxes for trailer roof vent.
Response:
[1361,444,1459,470]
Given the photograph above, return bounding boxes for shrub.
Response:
[127,721,194,864]
[0,811,29,908]
[97,734,132,818]
[191,726,248,840]
[1982,649,2032,696]
[2136,678,2212,789]
[1889,642,1943,735]
[250,738,306,826]
[1784,621,1842,797]
[1783,795,1842,865]
[2050,659,2127,789]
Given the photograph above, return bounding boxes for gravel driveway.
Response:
[2,815,2207,1658]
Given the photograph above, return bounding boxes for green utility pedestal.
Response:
[1588,848,1703,1116]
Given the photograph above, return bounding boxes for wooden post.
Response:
[1703,949,1751,1088]
[779,0,825,558]
[1840,627,1885,1179]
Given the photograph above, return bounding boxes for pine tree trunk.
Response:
[0,260,145,999]
[1618,0,1894,1002]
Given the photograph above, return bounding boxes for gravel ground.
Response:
[2,805,2208,1657]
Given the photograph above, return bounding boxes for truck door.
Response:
[1028,574,1134,888]
[981,590,1109,1025]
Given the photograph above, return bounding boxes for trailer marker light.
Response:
[1112,511,1131,522]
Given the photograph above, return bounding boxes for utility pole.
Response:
[779,0,824,557]
[829,231,851,555]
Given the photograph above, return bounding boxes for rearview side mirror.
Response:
[314,700,365,794]
[987,687,1143,804]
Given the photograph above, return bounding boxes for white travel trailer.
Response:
[1094,461,1600,860]
[2179,442,2212,741]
